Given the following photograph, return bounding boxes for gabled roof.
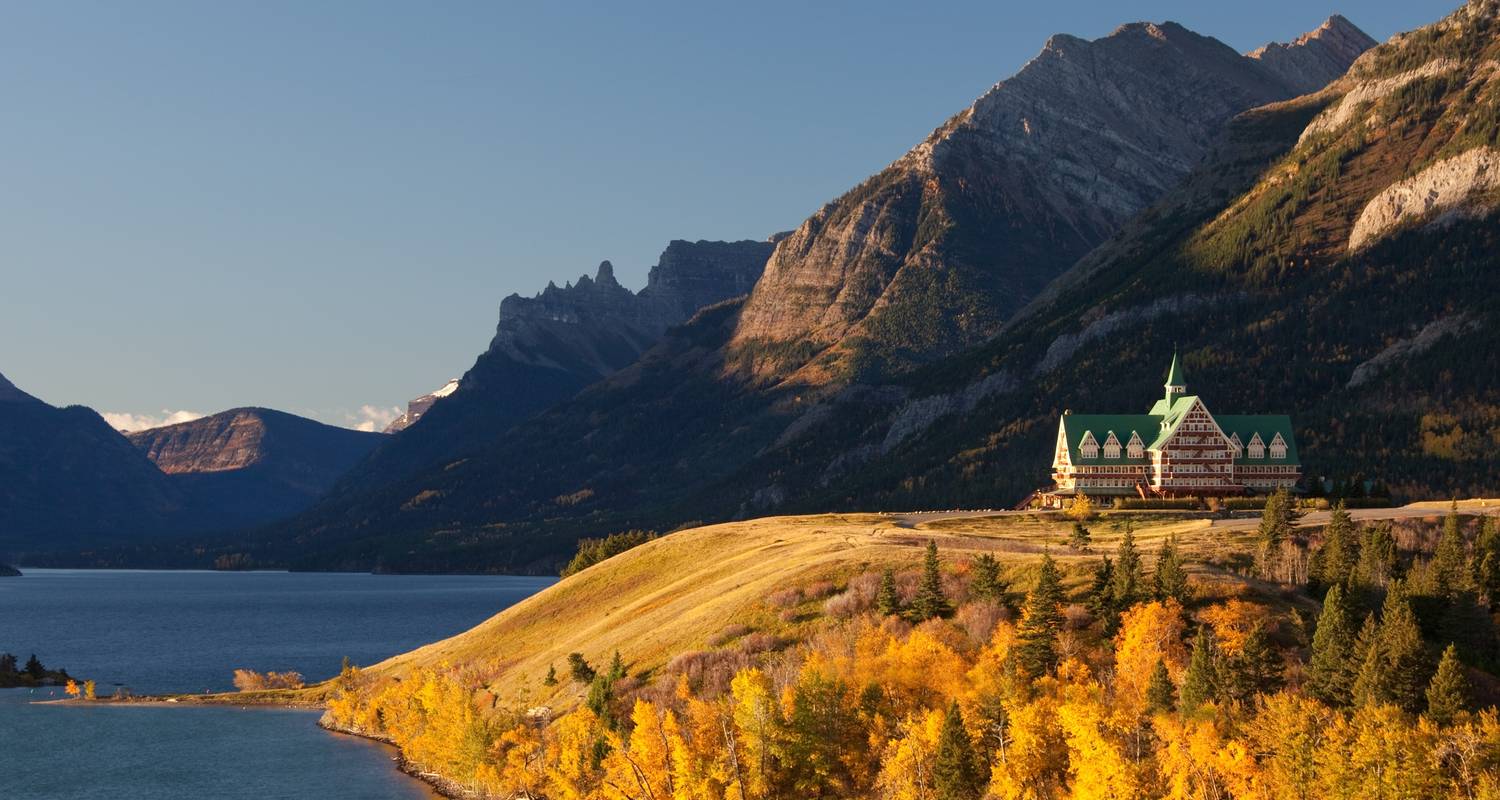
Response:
[1146,395,1206,447]
[1059,415,1157,464]
[1217,415,1300,464]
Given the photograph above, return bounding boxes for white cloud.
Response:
[345,404,402,433]
[102,409,206,432]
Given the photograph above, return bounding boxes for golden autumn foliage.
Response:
[321,548,1500,800]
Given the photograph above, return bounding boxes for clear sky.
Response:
[0,1,1455,430]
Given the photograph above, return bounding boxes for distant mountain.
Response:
[0,371,186,555]
[126,408,386,530]
[249,15,1374,573]
[384,378,460,434]
[308,238,775,520]
[725,16,1376,386]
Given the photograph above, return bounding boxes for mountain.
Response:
[243,15,1375,573]
[304,238,775,521]
[725,16,1376,386]
[126,408,386,530]
[0,371,186,555]
[384,379,460,434]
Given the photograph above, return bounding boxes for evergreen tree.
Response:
[543,664,558,687]
[1256,487,1301,581]
[1068,523,1092,552]
[1180,626,1218,712]
[1350,625,1390,708]
[1433,502,1471,597]
[1307,584,1356,706]
[606,650,627,683]
[970,554,1004,602]
[1145,658,1176,714]
[566,652,596,684]
[585,674,616,728]
[933,701,985,800]
[1438,590,1495,668]
[24,654,43,679]
[1315,502,1358,588]
[1480,551,1500,612]
[1380,581,1431,713]
[0,653,15,676]
[1014,553,1065,680]
[1085,556,1115,629]
[1355,524,1398,591]
[1153,535,1189,605]
[1426,644,1470,725]
[911,541,951,621]
[1111,523,1143,610]
[1221,622,1282,703]
[876,569,902,617]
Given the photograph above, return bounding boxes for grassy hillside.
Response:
[297,501,1500,799]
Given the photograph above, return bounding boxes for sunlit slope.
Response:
[362,511,1228,703]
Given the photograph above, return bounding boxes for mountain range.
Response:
[237,12,1395,573]
[17,3,1500,574]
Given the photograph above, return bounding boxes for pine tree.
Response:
[567,652,596,684]
[911,541,951,621]
[1153,535,1189,605]
[1256,487,1301,581]
[1111,524,1143,609]
[24,654,43,679]
[1433,502,1470,597]
[1222,622,1282,703]
[1145,658,1176,714]
[933,701,985,800]
[543,664,558,687]
[970,554,1004,602]
[1355,524,1397,592]
[1315,502,1358,588]
[606,650,627,683]
[1426,644,1470,725]
[1180,626,1218,712]
[876,569,902,617]
[1307,584,1356,706]
[1014,553,1065,680]
[1069,523,1092,552]
[586,674,616,728]
[1350,625,1390,708]
[1380,581,1431,713]
[1086,556,1115,629]
[0,653,16,676]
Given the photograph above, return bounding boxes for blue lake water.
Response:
[0,568,555,799]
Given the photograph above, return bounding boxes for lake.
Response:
[0,568,555,799]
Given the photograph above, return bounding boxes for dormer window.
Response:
[1080,431,1099,460]
[1103,432,1121,460]
[1269,433,1287,460]
[1229,433,1243,458]
[1248,433,1265,460]
[1127,431,1144,459]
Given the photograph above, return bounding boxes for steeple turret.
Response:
[1164,352,1187,402]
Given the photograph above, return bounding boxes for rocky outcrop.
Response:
[1347,315,1481,389]
[727,17,1374,385]
[1349,147,1500,250]
[1248,15,1378,94]
[384,379,459,434]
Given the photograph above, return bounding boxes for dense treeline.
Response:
[325,505,1500,798]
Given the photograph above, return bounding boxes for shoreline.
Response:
[318,717,471,800]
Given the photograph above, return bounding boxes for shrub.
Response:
[1117,498,1203,510]
[767,588,803,608]
[232,669,304,691]
[708,624,752,647]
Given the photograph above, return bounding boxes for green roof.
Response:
[1165,352,1186,388]
[1059,414,1158,465]
[1059,398,1300,466]
[1216,415,1300,464]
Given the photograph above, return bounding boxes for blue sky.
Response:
[0,1,1454,430]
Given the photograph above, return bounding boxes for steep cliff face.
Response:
[123,408,385,531]
[308,238,776,521]
[727,17,1375,385]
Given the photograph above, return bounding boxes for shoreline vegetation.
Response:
[0,653,76,689]
[0,563,21,577]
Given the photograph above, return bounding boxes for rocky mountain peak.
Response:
[727,15,1374,386]
[1247,15,1378,94]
